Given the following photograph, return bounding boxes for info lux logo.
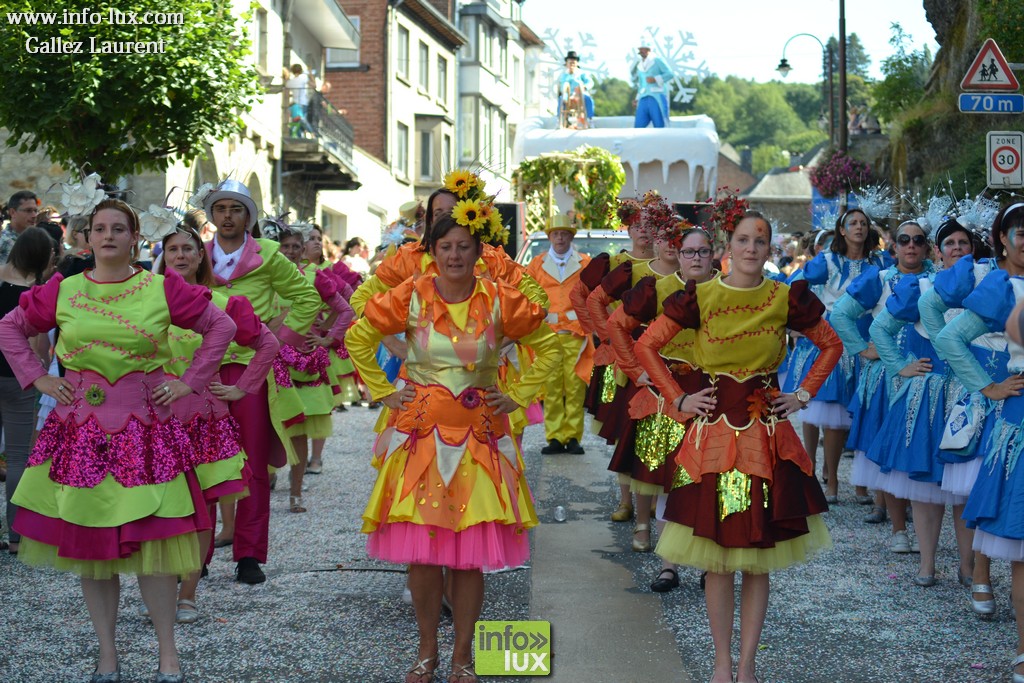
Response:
[475,621,551,675]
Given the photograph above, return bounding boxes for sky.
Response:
[520,0,939,85]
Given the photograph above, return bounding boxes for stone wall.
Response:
[0,130,67,206]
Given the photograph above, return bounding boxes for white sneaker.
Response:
[910,535,920,553]
[401,586,413,604]
[891,530,912,553]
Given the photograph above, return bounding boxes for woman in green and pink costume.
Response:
[0,198,236,683]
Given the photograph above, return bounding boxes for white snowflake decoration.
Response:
[533,28,611,105]
[627,28,711,104]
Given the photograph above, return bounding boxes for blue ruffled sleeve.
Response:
[963,269,1015,334]
[932,254,978,308]
[801,252,829,285]
[869,308,911,377]
[885,273,923,323]
[933,310,996,393]
[830,291,870,355]
[844,266,882,310]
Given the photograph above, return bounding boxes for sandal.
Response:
[449,662,477,683]
[406,655,437,683]
[289,496,307,513]
[176,599,199,624]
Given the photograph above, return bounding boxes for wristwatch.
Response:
[795,388,811,405]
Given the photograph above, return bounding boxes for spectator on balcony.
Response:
[284,64,337,139]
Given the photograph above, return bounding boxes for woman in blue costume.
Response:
[923,221,1010,616]
[868,219,975,585]
[785,208,889,503]
[830,220,930,552]
[936,205,1024,647]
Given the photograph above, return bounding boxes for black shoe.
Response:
[564,438,585,454]
[540,439,565,454]
[235,557,266,584]
[367,401,382,409]
[650,568,680,593]
[200,565,209,579]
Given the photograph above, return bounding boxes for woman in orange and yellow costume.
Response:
[635,212,841,683]
[345,208,560,683]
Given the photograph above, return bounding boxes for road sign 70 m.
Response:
[959,93,1024,114]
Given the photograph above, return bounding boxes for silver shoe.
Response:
[154,671,185,683]
[913,575,936,587]
[971,583,996,616]
[90,664,121,683]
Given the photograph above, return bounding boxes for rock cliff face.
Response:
[923,0,977,96]
[888,0,1017,191]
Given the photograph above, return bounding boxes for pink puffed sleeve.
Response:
[164,271,237,392]
[0,275,62,389]
[225,296,280,394]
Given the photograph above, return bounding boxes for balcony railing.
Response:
[285,90,354,168]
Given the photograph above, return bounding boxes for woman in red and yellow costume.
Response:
[607,224,716,590]
[585,194,663,524]
[345,209,560,683]
[635,212,841,683]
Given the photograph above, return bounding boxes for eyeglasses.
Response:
[680,248,712,259]
[896,234,928,247]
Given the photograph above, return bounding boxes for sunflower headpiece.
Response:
[443,169,508,244]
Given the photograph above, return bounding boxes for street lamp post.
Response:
[776,33,834,149]
[838,0,847,154]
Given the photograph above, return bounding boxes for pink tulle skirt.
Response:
[366,521,531,572]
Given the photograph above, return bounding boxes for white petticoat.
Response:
[878,470,965,505]
[940,458,982,497]
[800,400,852,429]
[972,529,1024,563]
[850,451,884,489]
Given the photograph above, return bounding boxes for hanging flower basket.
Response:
[809,150,872,199]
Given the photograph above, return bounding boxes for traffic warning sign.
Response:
[961,38,1020,91]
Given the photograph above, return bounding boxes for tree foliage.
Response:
[590,77,634,117]
[872,23,932,124]
[827,33,872,79]
[0,0,261,179]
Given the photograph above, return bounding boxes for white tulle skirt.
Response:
[800,400,852,430]
[940,458,982,497]
[850,451,884,489]
[879,470,964,505]
[973,529,1024,562]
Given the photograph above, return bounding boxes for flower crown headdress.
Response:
[443,169,507,244]
[59,171,110,218]
[705,187,750,248]
[638,191,679,242]
[616,198,642,230]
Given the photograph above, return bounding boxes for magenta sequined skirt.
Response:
[168,384,248,502]
[31,369,193,489]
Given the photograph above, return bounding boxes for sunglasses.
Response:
[896,234,928,247]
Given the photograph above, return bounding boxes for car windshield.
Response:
[516,232,632,265]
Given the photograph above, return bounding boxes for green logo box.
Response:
[475,620,551,676]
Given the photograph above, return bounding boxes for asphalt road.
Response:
[0,406,1019,682]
